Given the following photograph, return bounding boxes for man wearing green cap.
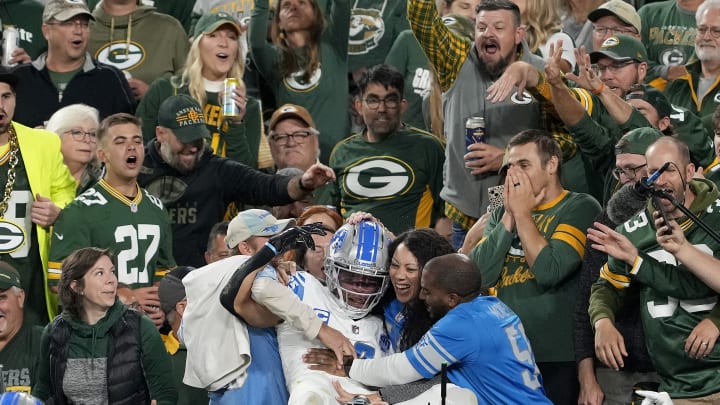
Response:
[0,263,43,394]
[88,0,190,101]
[48,112,176,328]
[139,94,335,268]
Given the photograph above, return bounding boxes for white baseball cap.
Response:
[225,209,295,249]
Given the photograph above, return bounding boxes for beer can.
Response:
[222,78,241,119]
[2,25,19,67]
[465,116,485,149]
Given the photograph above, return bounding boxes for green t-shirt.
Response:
[320,127,445,234]
[47,68,82,104]
[0,0,47,59]
[471,190,602,362]
[48,179,176,289]
[0,322,43,394]
[385,29,431,131]
[0,151,46,326]
[348,0,410,73]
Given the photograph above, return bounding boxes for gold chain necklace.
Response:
[0,125,19,218]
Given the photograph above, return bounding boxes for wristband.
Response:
[590,81,605,95]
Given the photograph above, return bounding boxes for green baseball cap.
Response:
[0,263,21,290]
[590,34,648,63]
[193,11,242,39]
[615,127,663,156]
[158,95,210,143]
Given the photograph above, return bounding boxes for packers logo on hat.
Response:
[602,36,620,48]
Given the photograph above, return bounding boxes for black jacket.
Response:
[12,52,135,127]
[139,140,294,267]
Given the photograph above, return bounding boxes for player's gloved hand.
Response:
[267,222,327,253]
[635,390,673,405]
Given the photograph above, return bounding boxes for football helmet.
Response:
[0,392,44,405]
[324,220,391,319]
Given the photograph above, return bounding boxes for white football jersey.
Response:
[279,272,393,405]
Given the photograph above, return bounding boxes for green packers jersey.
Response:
[597,179,720,398]
[323,127,444,234]
[385,30,431,131]
[471,191,602,362]
[48,179,176,288]
[0,152,46,326]
[0,323,42,394]
[348,0,410,72]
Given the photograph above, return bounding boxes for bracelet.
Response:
[590,81,605,95]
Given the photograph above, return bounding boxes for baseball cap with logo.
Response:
[43,0,94,23]
[590,34,648,63]
[158,266,194,315]
[158,94,211,143]
[588,0,641,34]
[625,84,672,119]
[0,262,22,290]
[193,11,242,39]
[225,209,295,249]
[268,104,316,132]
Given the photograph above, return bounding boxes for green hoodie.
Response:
[0,0,47,59]
[33,300,176,404]
[89,4,189,89]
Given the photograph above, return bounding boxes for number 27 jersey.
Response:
[48,179,176,288]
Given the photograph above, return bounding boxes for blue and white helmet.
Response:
[0,392,44,405]
[324,220,391,319]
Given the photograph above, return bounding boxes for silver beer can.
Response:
[2,26,19,67]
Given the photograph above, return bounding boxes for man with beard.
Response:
[0,67,76,325]
[408,0,546,249]
[138,94,335,268]
[48,113,176,328]
[317,64,445,235]
[665,0,720,137]
[589,136,720,402]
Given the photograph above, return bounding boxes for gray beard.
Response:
[159,141,204,174]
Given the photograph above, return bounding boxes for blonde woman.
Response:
[137,12,270,170]
[513,0,576,73]
[46,104,102,195]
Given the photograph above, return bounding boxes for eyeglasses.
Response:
[46,19,91,30]
[363,95,401,110]
[269,131,313,145]
[592,61,638,75]
[592,25,638,36]
[697,26,720,39]
[612,163,647,180]
[64,129,97,143]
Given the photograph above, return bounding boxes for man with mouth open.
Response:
[408,0,546,250]
[139,94,335,268]
[11,0,134,128]
[48,112,176,328]
[589,136,720,402]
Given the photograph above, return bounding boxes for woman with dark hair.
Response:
[383,228,455,350]
[250,0,350,163]
[33,248,176,405]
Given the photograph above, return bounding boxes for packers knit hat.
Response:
[268,104,316,132]
[225,209,295,249]
[588,0,641,33]
[43,0,94,23]
[615,127,663,155]
[158,94,210,143]
[158,266,194,314]
[625,84,672,120]
[0,262,21,290]
[590,34,648,63]
[193,11,242,39]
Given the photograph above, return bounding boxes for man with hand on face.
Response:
[48,113,176,329]
[408,0,546,249]
[0,67,76,325]
[589,136,720,402]
[317,64,445,235]
[138,94,335,268]
[469,130,601,405]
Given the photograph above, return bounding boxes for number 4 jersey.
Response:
[48,179,176,288]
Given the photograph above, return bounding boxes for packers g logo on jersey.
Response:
[95,41,146,72]
[284,66,322,92]
[342,157,414,200]
[348,9,385,55]
[0,218,26,254]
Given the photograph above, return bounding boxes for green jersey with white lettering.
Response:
[322,127,444,234]
[48,179,176,288]
[594,179,720,398]
[385,29,431,131]
[0,322,42,394]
